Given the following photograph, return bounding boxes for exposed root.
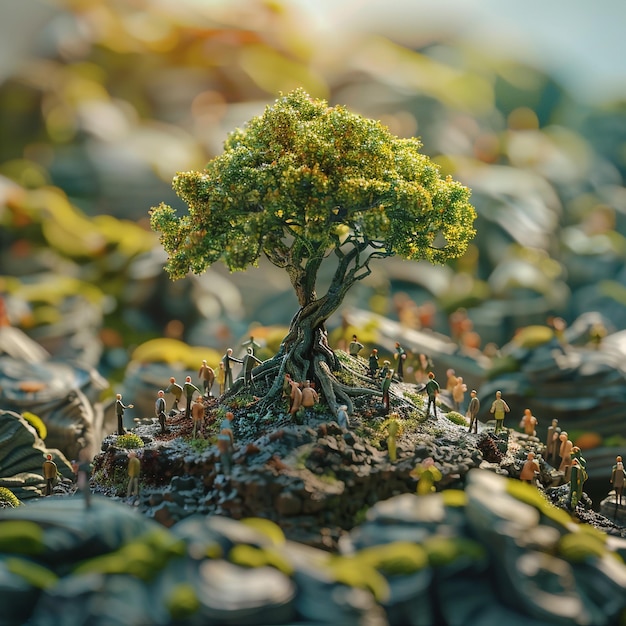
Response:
[316,360,380,416]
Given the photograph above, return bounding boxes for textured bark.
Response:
[228,241,384,416]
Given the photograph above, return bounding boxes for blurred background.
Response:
[2,0,626,405]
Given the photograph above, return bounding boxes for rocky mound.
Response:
[0,356,111,461]
[0,410,74,500]
[90,393,485,549]
[2,471,626,626]
[479,315,626,451]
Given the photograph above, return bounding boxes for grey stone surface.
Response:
[3,470,626,625]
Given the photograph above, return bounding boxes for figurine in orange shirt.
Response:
[520,452,540,484]
[519,408,538,437]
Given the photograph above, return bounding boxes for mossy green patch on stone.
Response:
[506,479,572,529]
[240,517,286,546]
[423,536,485,568]
[0,487,21,508]
[166,583,200,619]
[6,557,58,589]
[228,544,293,576]
[115,433,144,449]
[0,521,43,555]
[356,541,429,575]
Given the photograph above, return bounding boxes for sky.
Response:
[292,0,626,104]
[2,0,625,105]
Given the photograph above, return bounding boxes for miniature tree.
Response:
[150,89,476,413]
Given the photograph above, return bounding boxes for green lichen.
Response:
[327,555,389,603]
[115,433,144,449]
[205,543,223,559]
[228,544,293,576]
[557,532,607,563]
[442,489,467,508]
[356,541,429,575]
[22,412,47,440]
[0,521,43,555]
[511,325,554,349]
[188,437,212,453]
[73,529,185,581]
[7,557,58,590]
[575,522,608,546]
[444,411,467,426]
[228,394,255,409]
[423,536,485,568]
[240,517,286,546]
[487,355,520,379]
[0,487,21,508]
[506,478,572,529]
[166,583,200,619]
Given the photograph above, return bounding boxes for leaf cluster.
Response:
[151,89,476,281]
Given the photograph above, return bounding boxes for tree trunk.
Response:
[250,294,378,417]
[229,242,381,417]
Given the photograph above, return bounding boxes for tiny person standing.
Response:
[115,393,134,435]
[489,390,510,435]
[127,451,140,498]
[611,456,626,505]
[42,453,57,496]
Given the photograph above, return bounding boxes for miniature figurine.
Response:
[558,431,574,479]
[240,347,262,386]
[198,360,215,397]
[191,398,205,438]
[466,389,480,433]
[126,450,141,498]
[288,377,303,414]
[368,349,380,378]
[414,353,432,385]
[411,457,442,495]
[545,418,559,463]
[183,376,201,418]
[547,316,568,349]
[519,408,538,437]
[349,334,364,357]
[165,377,183,412]
[336,404,349,430]
[115,393,134,435]
[611,455,626,505]
[155,389,168,434]
[589,321,607,349]
[301,380,319,408]
[571,445,588,484]
[489,390,510,435]
[216,361,226,396]
[393,342,406,381]
[394,292,420,329]
[381,369,393,412]
[425,371,440,417]
[449,308,471,345]
[452,376,467,412]
[379,360,391,380]
[418,301,436,329]
[221,348,243,391]
[569,457,585,509]
[217,411,235,475]
[42,453,57,496]
[71,457,93,509]
[381,415,402,462]
[241,335,261,355]
[519,452,540,484]
[446,368,458,393]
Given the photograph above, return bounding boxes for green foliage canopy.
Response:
[151,89,476,307]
